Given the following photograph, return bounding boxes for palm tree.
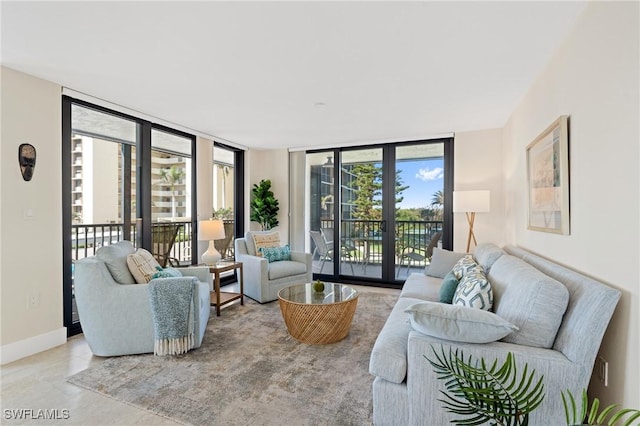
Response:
[159,165,185,218]
[431,190,444,207]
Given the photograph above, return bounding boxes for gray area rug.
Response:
[68,289,398,426]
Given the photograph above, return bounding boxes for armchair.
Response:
[74,241,211,356]
[234,231,312,303]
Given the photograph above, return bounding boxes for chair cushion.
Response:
[127,248,162,283]
[245,231,280,256]
[95,241,136,284]
[405,301,518,343]
[268,260,307,280]
[260,245,291,262]
[425,248,466,278]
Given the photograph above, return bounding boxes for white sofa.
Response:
[370,243,621,425]
[75,241,211,356]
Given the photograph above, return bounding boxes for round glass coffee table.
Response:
[278,283,358,344]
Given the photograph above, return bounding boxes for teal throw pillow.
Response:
[152,265,183,279]
[439,271,460,304]
[260,245,291,263]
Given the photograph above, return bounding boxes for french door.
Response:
[308,138,453,285]
[62,97,196,336]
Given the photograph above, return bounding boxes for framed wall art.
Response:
[526,115,570,234]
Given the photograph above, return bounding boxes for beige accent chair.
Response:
[234,231,312,303]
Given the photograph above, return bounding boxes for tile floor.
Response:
[1,284,398,425]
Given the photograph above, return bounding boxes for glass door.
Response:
[307,138,452,285]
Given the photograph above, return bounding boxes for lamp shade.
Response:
[453,190,490,213]
[199,219,225,241]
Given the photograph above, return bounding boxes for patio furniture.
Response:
[310,230,355,274]
[214,221,235,260]
[396,231,442,277]
[152,223,183,267]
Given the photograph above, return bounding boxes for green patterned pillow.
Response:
[451,255,478,280]
[259,245,291,263]
[152,266,183,279]
[453,267,493,310]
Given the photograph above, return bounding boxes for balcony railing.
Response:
[316,219,443,265]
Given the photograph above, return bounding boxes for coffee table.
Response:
[278,283,358,344]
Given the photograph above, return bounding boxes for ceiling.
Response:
[1,1,587,151]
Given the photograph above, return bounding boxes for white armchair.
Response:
[234,231,312,303]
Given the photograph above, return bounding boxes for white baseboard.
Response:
[0,327,67,365]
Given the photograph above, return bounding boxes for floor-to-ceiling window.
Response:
[62,97,197,336]
[307,137,453,286]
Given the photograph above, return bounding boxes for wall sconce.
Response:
[18,143,36,181]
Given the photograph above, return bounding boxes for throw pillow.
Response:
[451,255,478,280]
[260,245,291,263]
[127,248,162,283]
[252,232,280,257]
[438,271,460,304]
[404,301,518,343]
[453,267,493,310]
[152,266,184,279]
[425,248,466,278]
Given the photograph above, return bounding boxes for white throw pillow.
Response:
[405,301,518,343]
[252,232,280,257]
[453,267,493,310]
[127,248,162,283]
[451,255,478,280]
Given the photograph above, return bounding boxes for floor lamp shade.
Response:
[199,219,226,265]
[453,191,490,253]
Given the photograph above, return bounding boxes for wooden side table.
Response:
[208,261,244,316]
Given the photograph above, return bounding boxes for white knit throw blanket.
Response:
[148,278,196,356]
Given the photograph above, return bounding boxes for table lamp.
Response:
[199,219,225,265]
[453,190,490,253]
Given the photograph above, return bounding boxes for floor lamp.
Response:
[453,190,490,253]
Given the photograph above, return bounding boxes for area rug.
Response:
[67,289,398,426]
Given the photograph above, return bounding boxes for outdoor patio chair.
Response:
[151,223,183,267]
[396,231,442,277]
[311,230,355,274]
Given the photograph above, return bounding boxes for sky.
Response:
[395,158,444,209]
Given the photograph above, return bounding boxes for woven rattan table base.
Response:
[278,295,358,344]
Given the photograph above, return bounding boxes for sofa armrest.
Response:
[290,251,312,267]
[178,265,211,284]
[406,331,584,425]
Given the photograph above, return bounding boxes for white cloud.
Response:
[416,167,444,181]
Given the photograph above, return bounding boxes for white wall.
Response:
[453,129,505,253]
[0,67,66,362]
[244,149,290,244]
[502,2,639,407]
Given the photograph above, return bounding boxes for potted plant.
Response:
[562,389,640,426]
[250,179,279,231]
[426,345,545,425]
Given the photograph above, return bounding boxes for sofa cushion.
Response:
[438,271,459,304]
[488,255,569,349]
[370,297,425,384]
[425,248,466,278]
[400,273,441,301]
[95,241,136,284]
[404,301,518,343]
[152,266,183,279]
[127,248,162,283]
[453,267,492,310]
[268,260,307,280]
[451,255,478,280]
[473,243,505,273]
[260,245,291,262]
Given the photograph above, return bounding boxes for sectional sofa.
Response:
[369,243,621,425]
